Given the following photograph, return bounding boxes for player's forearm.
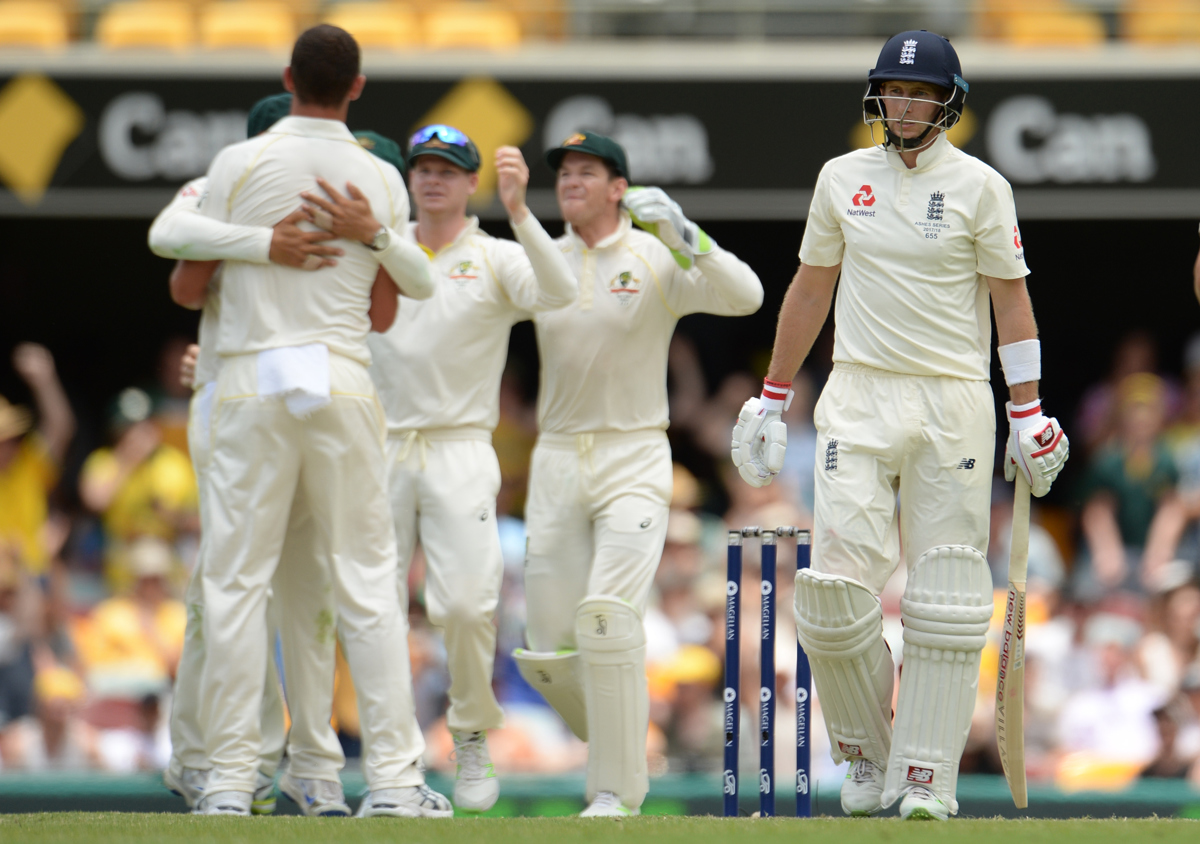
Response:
[692,248,764,316]
[511,212,576,310]
[376,234,435,300]
[369,269,399,332]
[989,275,1040,404]
[149,210,271,263]
[765,263,838,382]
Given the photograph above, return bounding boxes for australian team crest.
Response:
[449,259,478,288]
[609,271,641,307]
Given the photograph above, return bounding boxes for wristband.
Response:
[998,339,1041,386]
[761,378,793,412]
[1006,399,1044,431]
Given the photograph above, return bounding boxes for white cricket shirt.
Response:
[800,134,1029,381]
[199,116,410,365]
[367,214,576,433]
[536,212,763,435]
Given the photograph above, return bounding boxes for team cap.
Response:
[407,124,481,172]
[355,131,406,175]
[247,93,292,137]
[545,131,629,180]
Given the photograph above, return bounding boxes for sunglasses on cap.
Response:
[409,124,471,148]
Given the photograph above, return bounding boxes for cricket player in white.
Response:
[150,96,412,817]
[732,31,1070,820]
[190,26,449,818]
[302,125,576,812]
[516,132,762,816]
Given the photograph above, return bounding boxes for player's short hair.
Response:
[290,25,361,108]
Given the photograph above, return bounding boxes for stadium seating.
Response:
[423,2,522,49]
[198,0,295,50]
[976,0,1107,46]
[95,1,195,50]
[0,1,71,48]
[1122,0,1200,43]
[323,2,422,49]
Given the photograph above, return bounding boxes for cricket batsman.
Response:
[297,125,576,812]
[517,132,763,816]
[731,31,1069,820]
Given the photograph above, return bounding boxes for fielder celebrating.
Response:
[516,132,762,816]
[298,125,575,812]
[189,26,447,817]
[732,31,1069,820]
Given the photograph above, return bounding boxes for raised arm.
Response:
[12,343,75,465]
[495,146,576,312]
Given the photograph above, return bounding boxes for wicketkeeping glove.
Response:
[624,186,714,270]
[731,380,793,488]
[1004,399,1069,498]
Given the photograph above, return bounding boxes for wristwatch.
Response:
[367,226,390,251]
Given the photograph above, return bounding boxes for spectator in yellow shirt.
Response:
[0,344,76,578]
[78,388,197,589]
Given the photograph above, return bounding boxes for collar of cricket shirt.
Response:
[565,209,631,252]
[267,116,358,143]
[884,131,951,175]
[404,215,480,258]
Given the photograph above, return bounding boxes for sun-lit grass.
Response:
[3,814,1198,844]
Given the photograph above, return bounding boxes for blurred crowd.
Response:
[0,329,1198,793]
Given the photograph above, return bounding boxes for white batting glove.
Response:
[624,186,713,270]
[1004,399,1069,498]
[731,380,793,488]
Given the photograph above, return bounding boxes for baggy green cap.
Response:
[247,93,292,137]
[355,131,406,175]
[544,130,629,180]
[407,124,481,172]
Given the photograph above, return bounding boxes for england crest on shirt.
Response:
[609,271,642,307]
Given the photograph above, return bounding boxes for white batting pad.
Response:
[793,569,895,766]
[882,545,994,814]
[575,596,649,809]
[513,649,589,741]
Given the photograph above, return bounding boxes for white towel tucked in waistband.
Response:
[256,343,331,419]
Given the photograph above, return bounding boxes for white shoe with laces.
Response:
[355,784,454,818]
[193,790,252,816]
[452,731,500,812]
[580,791,638,817]
[164,766,209,809]
[899,785,950,821]
[279,773,351,817]
[840,758,886,816]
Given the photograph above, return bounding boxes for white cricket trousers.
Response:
[523,429,672,652]
[386,429,504,735]
[170,384,286,779]
[200,353,425,794]
[810,363,994,595]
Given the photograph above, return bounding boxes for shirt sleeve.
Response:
[495,214,578,314]
[798,163,845,267]
[974,168,1030,279]
[148,178,272,263]
[373,165,434,299]
[197,146,240,224]
[663,245,764,318]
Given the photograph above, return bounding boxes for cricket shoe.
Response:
[193,790,252,816]
[840,758,885,816]
[899,786,950,821]
[163,766,209,809]
[580,791,639,817]
[252,771,277,815]
[452,731,500,812]
[355,784,454,818]
[279,773,351,817]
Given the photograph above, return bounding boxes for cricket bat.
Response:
[996,472,1030,809]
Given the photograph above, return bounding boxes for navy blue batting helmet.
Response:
[863,31,968,147]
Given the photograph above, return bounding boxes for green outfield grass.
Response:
[3,815,1198,844]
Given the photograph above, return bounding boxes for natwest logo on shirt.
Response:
[852,185,876,206]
